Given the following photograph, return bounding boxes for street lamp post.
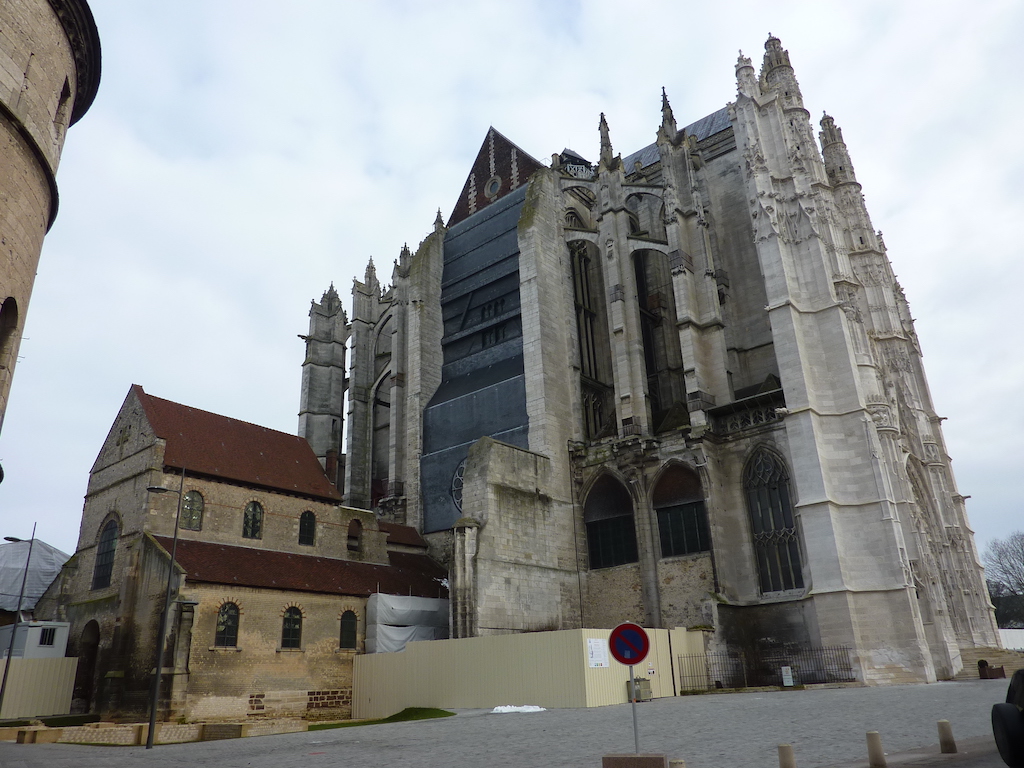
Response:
[144,470,185,749]
[0,522,36,720]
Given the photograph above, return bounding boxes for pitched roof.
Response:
[447,127,544,228]
[133,385,341,502]
[378,522,428,549]
[622,106,733,172]
[154,536,448,599]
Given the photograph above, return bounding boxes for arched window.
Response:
[215,603,239,647]
[0,297,19,373]
[298,511,316,546]
[584,475,638,569]
[744,449,804,593]
[633,249,687,432]
[181,491,204,531]
[347,519,363,552]
[569,240,615,440]
[91,519,118,589]
[281,607,302,649]
[340,610,357,650]
[653,466,710,558]
[242,501,263,539]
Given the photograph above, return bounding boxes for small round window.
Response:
[484,176,502,199]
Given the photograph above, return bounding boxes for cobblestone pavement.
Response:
[0,680,1009,768]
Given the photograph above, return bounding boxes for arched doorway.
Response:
[72,620,99,714]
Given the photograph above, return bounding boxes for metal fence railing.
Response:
[677,646,856,691]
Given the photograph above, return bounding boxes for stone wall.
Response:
[183,582,363,720]
[0,0,98,430]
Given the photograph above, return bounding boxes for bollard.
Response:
[866,731,886,768]
[778,743,796,768]
[937,720,957,754]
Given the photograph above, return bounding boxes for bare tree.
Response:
[985,531,1024,628]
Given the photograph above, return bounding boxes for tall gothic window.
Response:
[632,249,687,432]
[181,491,204,531]
[298,511,316,546]
[570,240,614,440]
[91,519,118,589]
[653,466,710,558]
[281,607,302,649]
[744,449,804,593]
[340,610,357,650]
[215,603,239,647]
[242,501,263,540]
[584,475,638,570]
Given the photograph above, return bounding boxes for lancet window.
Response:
[744,449,804,593]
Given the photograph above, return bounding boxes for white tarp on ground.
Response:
[365,594,449,653]
[0,539,70,612]
[1001,629,1024,650]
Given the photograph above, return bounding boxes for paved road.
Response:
[0,680,1010,768]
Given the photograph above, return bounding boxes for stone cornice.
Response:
[47,0,102,124]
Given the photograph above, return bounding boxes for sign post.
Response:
[608,622,650,754]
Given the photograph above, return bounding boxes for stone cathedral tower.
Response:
[299,37,998,683]
[0,0,101,433]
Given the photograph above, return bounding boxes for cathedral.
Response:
[297,36,998,684]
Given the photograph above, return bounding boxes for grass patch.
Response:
[308,707,455,731]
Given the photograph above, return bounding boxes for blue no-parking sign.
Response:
[608,622,650,666]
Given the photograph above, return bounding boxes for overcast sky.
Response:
[1,1,1020,560]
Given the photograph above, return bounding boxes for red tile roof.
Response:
[154,536,448,599]
[134,385,341,502]
[378,522,428,548]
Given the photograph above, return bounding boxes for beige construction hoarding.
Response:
[0,657,76,719]
[353,628,706,719]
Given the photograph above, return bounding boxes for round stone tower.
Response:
[0,0,101,433]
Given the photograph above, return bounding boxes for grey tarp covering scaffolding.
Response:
[366,594,449,653]
[0,539,70,613]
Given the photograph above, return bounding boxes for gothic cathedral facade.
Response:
[297,37,998,683]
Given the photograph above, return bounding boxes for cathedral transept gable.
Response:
[447,127,544,228]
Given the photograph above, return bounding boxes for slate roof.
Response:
[621,106,733,172]
[134,385,341,502]
[378,522,428,548]
[153,536,448,599]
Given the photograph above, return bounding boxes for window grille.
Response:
[281,607,302,649]
[340,610,357,649]
[39,627,56,646]
[584,476,638,570]
[215,603,239,647]
[91,519,118,589]
[745,449,804,593]
[243,501,263,540]
[298,511,316,546]
[181,491,204,531]
[658,501,710,557]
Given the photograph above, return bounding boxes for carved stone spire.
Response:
[819,112,858,187]
[735,49,759,97]
[320,282,342,315]
[658,87,678,143]
[760,34,805,110]
[434,208,445,230]
[599,112,614,169]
